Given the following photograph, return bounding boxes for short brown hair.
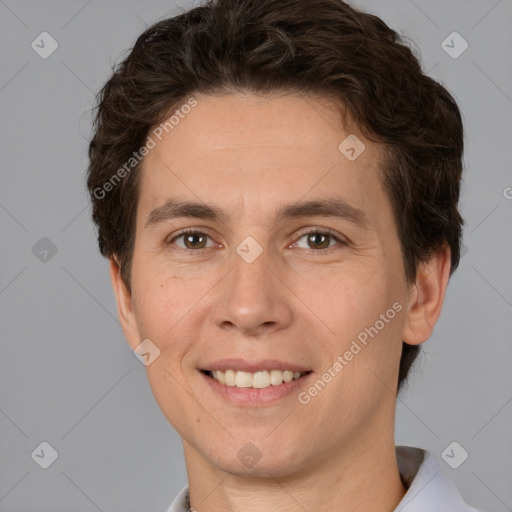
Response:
[87,0,464,394]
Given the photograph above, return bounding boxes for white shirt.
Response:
[166,445,484,511]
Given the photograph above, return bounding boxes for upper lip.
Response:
[200,358,312,373]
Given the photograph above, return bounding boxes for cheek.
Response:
[131,273,193,373]
[134,277,201,428]
[132,249,194,333]
[291,262,391,340]
[298,261,404,390]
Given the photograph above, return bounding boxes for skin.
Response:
[110,92,451,512]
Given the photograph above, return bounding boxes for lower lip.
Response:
[200,371,312,407]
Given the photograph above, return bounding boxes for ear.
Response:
[109,257,140,351]
[401,245,452,345]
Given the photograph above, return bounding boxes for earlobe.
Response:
[109,257,140,350]
[401,245,452,346]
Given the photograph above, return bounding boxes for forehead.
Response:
[136,92,389,225]
[146,92,372,163]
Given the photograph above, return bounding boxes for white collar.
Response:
[166,446,483,512]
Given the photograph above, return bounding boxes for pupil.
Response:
[186,233,205,248]
[310,233,328,249]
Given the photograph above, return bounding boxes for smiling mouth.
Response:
[201,369,312,389]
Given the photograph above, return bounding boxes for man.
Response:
[87,0,483,510]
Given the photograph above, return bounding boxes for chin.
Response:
[202,436,308,479]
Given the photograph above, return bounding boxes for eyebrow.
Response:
[145,197,371,230]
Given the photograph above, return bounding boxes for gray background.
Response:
[1,0,511,511]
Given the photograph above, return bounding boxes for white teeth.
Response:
[216,370,226,385]
[270,370,283,385]
[225,369,236,386]
[235,371,253,388]
[253,371,270,388]
[208,369,306,388]
[212,370,226,385]
[282,370,293,383]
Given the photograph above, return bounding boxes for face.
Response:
[111,92,441,479]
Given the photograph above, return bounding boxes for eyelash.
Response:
[166,227,347,255]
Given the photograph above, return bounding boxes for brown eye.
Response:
[294,229,344,252]
[170,230,214,250]
[306,232,331,250]
[183,232,207,249]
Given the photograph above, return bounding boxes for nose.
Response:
[212,242,294,337]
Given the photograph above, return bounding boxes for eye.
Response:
[168,229,215,251]
[166,227,346,254]
[293,228,346,252]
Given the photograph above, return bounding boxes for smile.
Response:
[202,369,310,389]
